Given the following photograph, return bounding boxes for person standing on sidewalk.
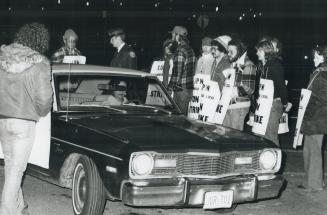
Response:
[300,45,327,191]
[224,37,257,130]
[51,28,82,63]
[0,22,53,215]
[195,37,214,75]
[254,40,287,146]
[210,35,232,92]
[168,26,196,115]
[107,28,137,70]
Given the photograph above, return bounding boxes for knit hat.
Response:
[202,37,212,46]
[63,29,78,40]
[214,35,231,51]
[169,26,188,36]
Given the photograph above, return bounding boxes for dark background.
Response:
[1,0,327,93]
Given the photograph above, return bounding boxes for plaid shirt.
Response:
[168,42,196,90]
[51,47,82,63]
[233,53,257,99]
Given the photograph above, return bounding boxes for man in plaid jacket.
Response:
[224,37,257,131]
[168,26,196,115]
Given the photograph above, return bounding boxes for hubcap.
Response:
[73,163,87,214]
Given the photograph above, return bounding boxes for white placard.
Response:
[63,55,86,64]
[252,79,274,135]
[0,113,51,169]
[150,60,173,83]
[293,89,312,148]
[188,74,220,123]
[212,68,236,124]
[278,112,289,134]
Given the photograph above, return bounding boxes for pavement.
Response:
[1,147,327,215]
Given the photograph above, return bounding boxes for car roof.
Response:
[51,64,156,77]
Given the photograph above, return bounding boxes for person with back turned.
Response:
[0,22,53,215]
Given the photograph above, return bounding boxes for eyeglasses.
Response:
[211,46,218,51]
[115,86,127,91]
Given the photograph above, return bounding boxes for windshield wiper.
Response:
[123,104,172,115]
[69,104,127,114]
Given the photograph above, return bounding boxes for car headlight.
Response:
[259,149,278,170]
[131,153,154,176]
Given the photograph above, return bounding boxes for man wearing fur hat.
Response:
[210,35,232,91]
[195,37,214,75]
[223,37,257,130]
[51,28,82,63]
[107,28,137,70]
[0,22,53,215]
[168,26,197,115]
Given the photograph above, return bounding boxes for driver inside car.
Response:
[95,80,129,105]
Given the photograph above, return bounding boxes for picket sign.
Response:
[212,68,236,124]
[252,79,274,135]
[63,55,86,64]
[0,113,51,169]
[188,74,220,123]
[150,60,173,83]
[293,89,312,148]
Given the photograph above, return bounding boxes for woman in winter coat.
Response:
[255,40,288,146]
[300,45,327,191]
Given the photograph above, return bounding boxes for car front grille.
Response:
[152,152,260,177]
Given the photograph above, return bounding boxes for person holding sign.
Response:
[299,45,327,191]
[253,40,287,146]
[0,23,53,215]
[167,26,197,115]
[51,28,83,63]
[218,37,256,131]
[210,35,232,92]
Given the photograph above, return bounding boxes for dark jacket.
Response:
[259,57,288,105]
[210,55,231,92]
[0,43,53,121]
[110,44,137,70]
[302,65,327,135]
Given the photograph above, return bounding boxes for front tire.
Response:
[72,156,106,215]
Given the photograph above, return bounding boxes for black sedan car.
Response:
[21,64,284,215]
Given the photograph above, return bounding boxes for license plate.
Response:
[203,190,233,209]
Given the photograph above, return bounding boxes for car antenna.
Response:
[65,63,72,122]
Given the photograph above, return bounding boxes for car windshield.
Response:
[54,74,177,113]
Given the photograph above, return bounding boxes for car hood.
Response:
[67,114,274,151]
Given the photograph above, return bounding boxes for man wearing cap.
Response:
[223,37,257,131]
[168,26,197,115]
[51,28,82,63]
[107,28,137,70]
[195,37,214,75]
[210,35,232,91]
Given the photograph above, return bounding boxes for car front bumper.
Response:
[121,175,285,208]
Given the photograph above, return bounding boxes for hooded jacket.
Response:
[0,43,53,121]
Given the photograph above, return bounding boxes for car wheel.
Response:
[72,156,106,215]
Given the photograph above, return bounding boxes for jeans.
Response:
[263,99,283,146]
[173,89,193,116]
[223,106,250,131]
[303,134,324,190]
[0,118,35,215]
